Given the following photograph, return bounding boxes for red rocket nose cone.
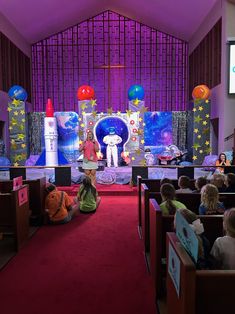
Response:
[46,98,54,117]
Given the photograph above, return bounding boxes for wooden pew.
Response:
[0,177,46,225]
[0,185,29,251]
[166,232,235,314]
[149,199,224,301]
[137,176,196,236]
[140,184,200,254]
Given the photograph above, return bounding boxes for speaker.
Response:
[224,166,235,174]
[10,167,26,180]
[177,167,194,179]
[132,166,148,185]
[55,167,71,186]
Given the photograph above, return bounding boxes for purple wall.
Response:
[32,11,188,113]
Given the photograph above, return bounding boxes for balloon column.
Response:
[192,84,211,165]
[7,85,28,166]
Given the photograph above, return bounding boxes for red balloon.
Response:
[77,85,95,100]
[192,85,210,100]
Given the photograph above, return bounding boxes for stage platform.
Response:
[0,163,213,186]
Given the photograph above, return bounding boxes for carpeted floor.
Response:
[0,195,156,314]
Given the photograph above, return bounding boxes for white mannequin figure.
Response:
[103,127,122,167]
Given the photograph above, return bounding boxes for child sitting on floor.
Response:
[210,208,235,269]
[77,176,101,213]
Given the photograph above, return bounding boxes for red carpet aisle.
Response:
[0,196,156,314]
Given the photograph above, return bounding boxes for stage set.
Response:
[0,84,215,186]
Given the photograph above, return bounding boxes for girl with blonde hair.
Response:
[199,184,225,215]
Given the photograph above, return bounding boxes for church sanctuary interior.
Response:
[1,0,235,313]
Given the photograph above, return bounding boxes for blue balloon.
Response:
[8,85,28,102]
[128,85,145,101]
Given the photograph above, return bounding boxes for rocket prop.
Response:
[44,99,58,166]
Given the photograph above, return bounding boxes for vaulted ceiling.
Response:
[0,0,219,43]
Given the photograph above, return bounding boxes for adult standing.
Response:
[79,131,99,186]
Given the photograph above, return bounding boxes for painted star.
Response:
[192,143,201,150]
[194,115,202,123]
[202,120,207,125]
[11,139,15,144]
[18,134,25,140]
[82,111,86,116]
[205,99,210,103]
[126,109,132,117]
[197,135,202,139]
[11,118,17,125]
[13,162,19,167]
[117,111,121,116]
[131,156,136,161]
[20,110,25,115]
[9,126,13,130]
[142,123,146,126]
[202,128,210,134]
[91,111,97,118]
[107,107,113,115]
[135,148,142,156]
[139,117,143,122]
[80,123,85,128]
[79,140,83,145]
[139,159,147,166]
[198,106,203,111]
[192,108,197,112]
[133,98,140,106]
[205,141,210,146]
[78,130,84,137]
[91,99,97,107]
[205,147,212,154]
[140,106,148,114]
[21,143,26,148]
[7,107,12,112]
[141,139,145,144]
[206,114,210,118]
[199,150,203,154]
[192,155,198,161]
[22,118,25,123]
[194,128,199,133]
[80,102,88,110]
[137,129,143,136]
[19,124,25,131]
[12,99,21,106]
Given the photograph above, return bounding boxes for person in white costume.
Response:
[103,127,122,168]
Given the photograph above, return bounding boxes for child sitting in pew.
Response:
[176,175,193,193]
[210,173,226,192]
[210,208,235,269]
[175,208,213,269]
[199,184,225,215]
[160,183,186,215]
[192,176,207,193]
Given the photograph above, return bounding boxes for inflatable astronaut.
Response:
[103,127,122,167]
